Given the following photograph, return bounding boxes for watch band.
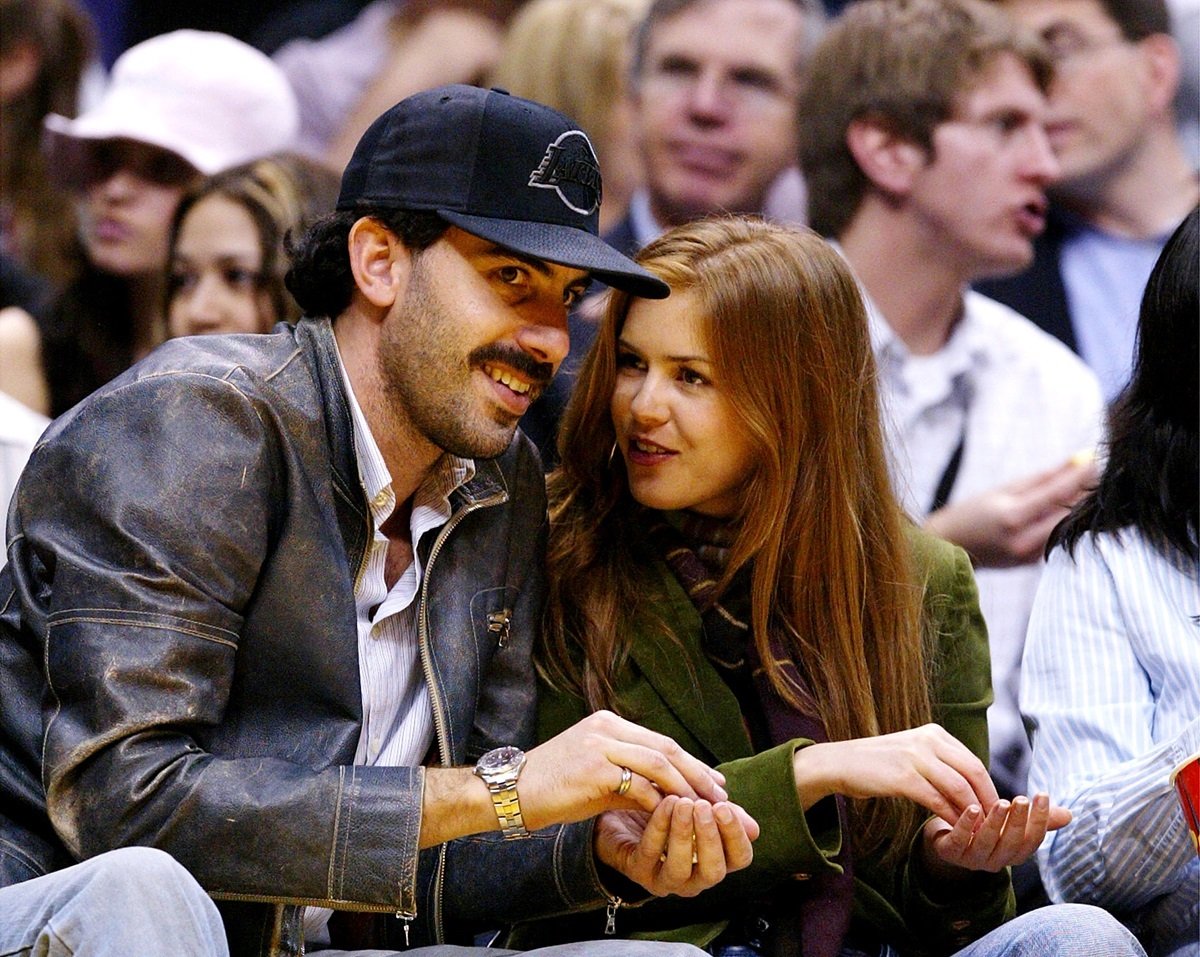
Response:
[488,781,529,840]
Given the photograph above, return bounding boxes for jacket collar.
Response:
[627,555,755,764]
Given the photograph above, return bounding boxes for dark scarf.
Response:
[646,512,854,957]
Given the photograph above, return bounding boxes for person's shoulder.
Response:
[0,306,50,416]
[904,521,971,588]
[600,213,640,261]
[133,325,308,390]
[0,391,49,447]
[964,290,1102,393]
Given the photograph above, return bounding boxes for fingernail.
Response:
[1035,793,1049,809]
[715,805,733,824]
[967,805,980,817]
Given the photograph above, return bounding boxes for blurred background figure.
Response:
[976,0,1199,402]
[798,1,1105,897]
[0,0,96,290]
[489,0,650,236]
[606,0,825,257]
[166,152,339,338]
[0,391,46,527]
[273,1,529,170]
[1021,206,1198,957]
[0,29,299,418]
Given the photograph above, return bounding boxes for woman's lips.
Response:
[91,217,131,242]
[626,436,677,466]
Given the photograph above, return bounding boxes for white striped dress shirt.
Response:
[306,350,474,945]
[1022,529,1199,955]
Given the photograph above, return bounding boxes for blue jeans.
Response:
[317,945,708,955]
[949,904,1146,957]
[0,846,228,957]
[711,903,1146,957]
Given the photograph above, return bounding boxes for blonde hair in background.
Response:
[489,0,650,233]
[541,216,933,863]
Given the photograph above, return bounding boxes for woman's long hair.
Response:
[540,217,931,859]
[1050,206,1199,562]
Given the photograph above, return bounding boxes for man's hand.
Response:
[517,710,732,831]
[921,792,1072,877]
[594,795,759,898]
[924,454,1098,567]
[420,711,731,848]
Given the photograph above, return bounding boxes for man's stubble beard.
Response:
[377,257,518,461]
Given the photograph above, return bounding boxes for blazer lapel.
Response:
[627,559,754,765]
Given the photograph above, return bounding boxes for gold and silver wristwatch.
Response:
[473,746,531,840]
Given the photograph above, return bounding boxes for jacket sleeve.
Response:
[18,372,425,914]
[862,536,1014,955]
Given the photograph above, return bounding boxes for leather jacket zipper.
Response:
[604,895,623,935]
[416,486,507,944]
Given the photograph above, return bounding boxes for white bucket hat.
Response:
[44,30,300,178]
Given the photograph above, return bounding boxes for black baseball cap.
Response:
[337,84,669,299]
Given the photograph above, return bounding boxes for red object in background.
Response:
[1171,751,1200,855]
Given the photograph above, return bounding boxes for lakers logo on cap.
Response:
[528,131,602,216]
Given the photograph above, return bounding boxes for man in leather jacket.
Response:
[0,86,757,956]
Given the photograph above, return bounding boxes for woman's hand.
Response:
[792,724,998,824]
[921,792,1072,877]
[594,795,759,897]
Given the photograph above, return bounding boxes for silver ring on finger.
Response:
[616,765,633,796]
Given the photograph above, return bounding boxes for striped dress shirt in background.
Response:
[1022,529,1199,956]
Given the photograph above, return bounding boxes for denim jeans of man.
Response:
[0,846,229,957]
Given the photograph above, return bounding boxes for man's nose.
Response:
[1024,124,1061,185]
[686,69,733,121]
[514,306,570,370]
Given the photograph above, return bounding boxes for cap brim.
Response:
[43,112,210,176]
[438,211,669,299]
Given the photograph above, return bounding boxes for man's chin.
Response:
[439,420,519,461]
[974,247,1035,282]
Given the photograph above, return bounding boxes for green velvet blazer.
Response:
[524,526,1016,957]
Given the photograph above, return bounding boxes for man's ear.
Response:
[1136,33,1182,117]
[846,116,927,196]
[348,217,410,310]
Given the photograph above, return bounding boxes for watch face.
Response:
[478,746,524,774]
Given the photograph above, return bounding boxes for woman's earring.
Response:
[607,441,618,465]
